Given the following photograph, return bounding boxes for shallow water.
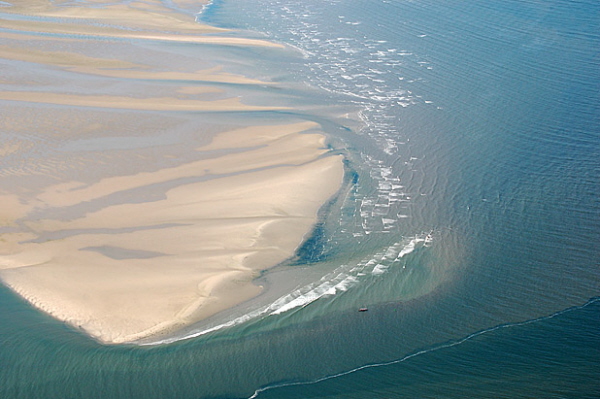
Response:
[1,0,599,398]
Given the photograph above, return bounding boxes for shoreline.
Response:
[0,0,345,344]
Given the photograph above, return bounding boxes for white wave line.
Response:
[144,234,432,345]
[248,297,600,398]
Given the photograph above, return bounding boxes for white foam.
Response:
[146,227,436,344]
[371,264,387,275]
[270,271,359,315]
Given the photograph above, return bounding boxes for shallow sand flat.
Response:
[2,0,220,34]
[1,0,282,48]
[0,0,344,345]
[0,42,268,84]
[28,122,326,209]
[0,44,140,70]
[0,91,286,112]
[0,123,344,344]
[0,14,282,48]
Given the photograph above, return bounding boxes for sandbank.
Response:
[0,122,344,344]
[0,0,345,344]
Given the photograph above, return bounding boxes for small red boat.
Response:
[358,307,368,312]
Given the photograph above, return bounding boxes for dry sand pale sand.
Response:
[0,1,345,344]
[0,122,344,344]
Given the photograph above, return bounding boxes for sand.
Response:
[0,1,282,48]
[0,91,286,112]
[0,1,345,344]
[0,127,344,344]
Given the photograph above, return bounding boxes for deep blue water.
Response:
[1,0,599,398]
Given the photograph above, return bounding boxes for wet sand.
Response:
[0,1,344,344]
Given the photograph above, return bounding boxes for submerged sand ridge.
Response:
[0,1,345,343]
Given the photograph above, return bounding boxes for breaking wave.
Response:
[144,232,434,345]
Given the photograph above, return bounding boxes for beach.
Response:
[0,0,344,344]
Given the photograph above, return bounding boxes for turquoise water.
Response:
[1,0,599,397]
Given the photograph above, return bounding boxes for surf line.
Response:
[247,296,600,399]
[142,234,430,345]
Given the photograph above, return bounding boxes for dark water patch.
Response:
[292,221,328,265]
[196,0,227,26]
[292,159,359,265]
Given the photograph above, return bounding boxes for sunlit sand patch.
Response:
[0,141,27,157]
[89,67,268,85]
